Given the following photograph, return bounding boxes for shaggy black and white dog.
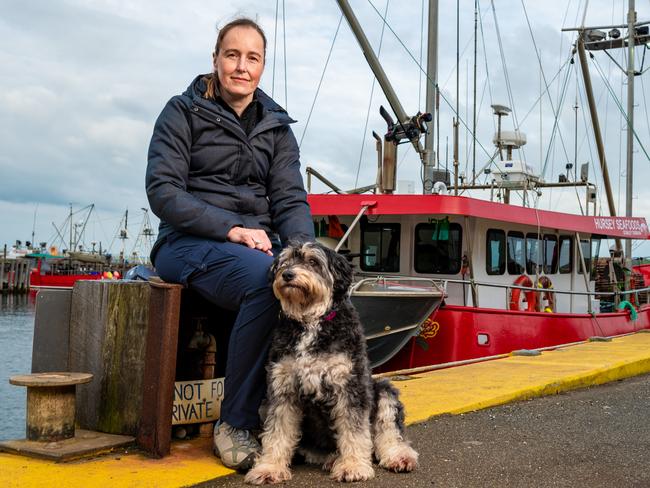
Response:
[245,242,418,485]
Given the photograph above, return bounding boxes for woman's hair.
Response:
[204,17,267,100]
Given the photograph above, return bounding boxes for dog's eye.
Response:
[308,258,318,267]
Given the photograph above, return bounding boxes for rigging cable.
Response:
[521,0,572,172]
[282,0,288,110]
[490,0,526,162]
[364,0,494,161]
[298,14,343,148]
[272,0,279,97]
[540,52,574,178]
[354,0,390,188]
[478,0,496,135]
[591,55,650,162]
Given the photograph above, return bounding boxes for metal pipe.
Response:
[305,166,345,194]
[575,232,592,314]
[373,131,383,193]
[562,19,650,32]
[464,216,479,307]
[576,35,622,251]
[453,118,459,195]
[625,0,636,260]
[439,277,650,299]
[334,204,372,253]
[456,181,591,190]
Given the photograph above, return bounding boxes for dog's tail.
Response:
[371,378,419,472]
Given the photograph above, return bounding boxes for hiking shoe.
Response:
[213,420,260,471]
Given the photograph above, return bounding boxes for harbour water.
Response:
[0,294,34,441]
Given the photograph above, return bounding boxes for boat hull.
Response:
[375,304,650,372]
[29,271,102,290]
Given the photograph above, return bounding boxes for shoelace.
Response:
[226,425,257,447]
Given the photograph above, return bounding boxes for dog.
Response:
[245,241,418,484]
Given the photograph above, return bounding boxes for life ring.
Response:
[510,275,537,312]
[536,276,555,312]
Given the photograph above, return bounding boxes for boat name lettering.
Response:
[593,217,647,236]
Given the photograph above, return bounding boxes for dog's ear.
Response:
[325,246,352,300]
[268,253,282,283]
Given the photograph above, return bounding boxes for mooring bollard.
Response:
[9,372,93,442]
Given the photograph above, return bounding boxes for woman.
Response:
[146,18,314,470]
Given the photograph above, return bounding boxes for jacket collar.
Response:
[184,74,296,128]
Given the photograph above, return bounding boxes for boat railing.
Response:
[441,278,650,313]
[350,276,446,297]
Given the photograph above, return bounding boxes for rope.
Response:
[298,15,343,148]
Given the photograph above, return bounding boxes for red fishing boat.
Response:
[308,194,649,371]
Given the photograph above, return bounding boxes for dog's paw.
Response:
[244,463,292,485]
[378,444,419,473]
[330,458,375,482]
[321,453,338,472]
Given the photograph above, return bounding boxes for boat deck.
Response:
[2,331,650,487]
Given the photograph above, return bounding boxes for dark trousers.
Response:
[154,232,279,430]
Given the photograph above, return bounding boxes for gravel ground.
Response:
[200,373,650,487]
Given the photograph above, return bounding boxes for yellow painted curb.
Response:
[0,437,232,488]
[397,333,650,425]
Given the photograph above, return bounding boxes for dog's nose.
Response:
[282,270,295,282]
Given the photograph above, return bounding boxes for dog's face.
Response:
[270,242,352,322]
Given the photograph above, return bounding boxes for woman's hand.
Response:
[227,227,273,256]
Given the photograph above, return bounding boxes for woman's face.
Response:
[213,26,265,105]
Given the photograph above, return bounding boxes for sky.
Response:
[1,0,649,258]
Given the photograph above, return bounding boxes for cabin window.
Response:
[578,237,602,278]
[543,235,558,274]
[558,236,572,274]
[486,229,506,275]
[526,233,543,275]
[413,222,462,274]
[507,232,525,275]
[360,223,400,272]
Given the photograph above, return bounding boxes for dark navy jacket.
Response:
[146,76,314,259]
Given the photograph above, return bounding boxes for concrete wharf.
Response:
[2,331,650,487]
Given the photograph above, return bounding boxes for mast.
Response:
[575,35,621,252]
[625,0,636,260]
[423,0,438,193]
[472,0,478,183]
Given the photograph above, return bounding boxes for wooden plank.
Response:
[70,281,151,435]
[136,281,182,458]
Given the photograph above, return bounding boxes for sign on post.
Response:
[172,377,224,425]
